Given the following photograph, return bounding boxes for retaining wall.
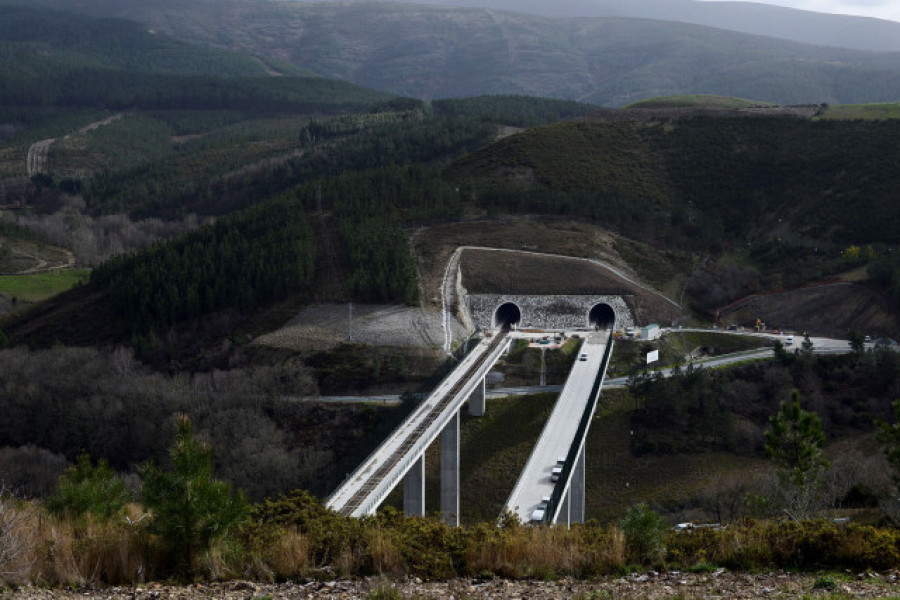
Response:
[467,294,635,331]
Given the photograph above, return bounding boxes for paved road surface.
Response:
[504,331,608,523]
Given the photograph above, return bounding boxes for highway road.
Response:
[306,333,857,403]
[504,330,609,524]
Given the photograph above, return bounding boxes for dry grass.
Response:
[466,523,624,578]
[411,218,682,310]
[263,527,310,579]
[461,250,634,296]
[0,494,38,586]
[0,506,150,587]
[365,527,404,576]
[0,491,156,587]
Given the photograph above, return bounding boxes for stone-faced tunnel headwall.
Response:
[468,295,635,331]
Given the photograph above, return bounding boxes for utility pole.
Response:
[540,347,546,387]
[348,301,353,341]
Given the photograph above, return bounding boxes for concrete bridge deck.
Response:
[326,329,511,519]
[505,329,613,525]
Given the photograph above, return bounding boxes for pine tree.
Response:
[801,332,814,356]
[140,415,247,574]
[765,390,828,518]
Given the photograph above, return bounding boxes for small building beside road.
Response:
[641,323,661,341]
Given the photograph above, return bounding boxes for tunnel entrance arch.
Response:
[588,303,616,329]
[493,302,522,329]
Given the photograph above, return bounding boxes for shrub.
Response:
[620,504,667,565]
[46,453,130,523]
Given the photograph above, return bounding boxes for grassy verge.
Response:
[0,269,90,303]
[609,331,772,375]
[820,103,900,120]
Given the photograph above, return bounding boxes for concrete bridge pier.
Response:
[468,377,485,416]
[441,410,460,526]
[570,445,586,525]
[557,445,586,527]
[403,455,425,517]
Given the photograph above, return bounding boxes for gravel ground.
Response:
[252,303,465,352]
[5,572,900,600]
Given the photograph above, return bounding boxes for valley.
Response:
[1,0,900,589]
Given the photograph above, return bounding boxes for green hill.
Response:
[0,5,390,114]
[0,4,300,77]
[625,95,774,110]
[449,113,900,250]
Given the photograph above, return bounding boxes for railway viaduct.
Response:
[326,294,630,525]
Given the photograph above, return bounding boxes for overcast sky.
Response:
[700,0,900,22]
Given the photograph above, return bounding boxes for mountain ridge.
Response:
[17,0,900,106]
[402,0,900,52]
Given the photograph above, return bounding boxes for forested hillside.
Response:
[13,0,900,105]
[449,111,900,315]
[0,5,382,113]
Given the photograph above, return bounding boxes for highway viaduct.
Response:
[326,295,625,525]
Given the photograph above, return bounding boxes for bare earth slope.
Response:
[719,281,900,339]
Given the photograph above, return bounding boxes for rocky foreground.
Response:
[5,571,900,600]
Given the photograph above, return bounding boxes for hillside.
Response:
[15,0,900,106]
[448,111,900,256]
[7,102,900,351]
[410,0,900,53]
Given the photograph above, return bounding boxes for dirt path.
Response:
[26,138,54,177]
[15,247,76,275]
[1,242,77,276]
[486,9,517,66]
[25,114,123,177]
[253,56,283,76]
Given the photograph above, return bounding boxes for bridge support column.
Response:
[559,489,571,527]
[403,455,425,517]
[570,445,586,525]
[468,377,485,416]
[441,410,460,526]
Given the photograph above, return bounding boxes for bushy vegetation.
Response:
[0,6,385,116]
[432,95,598,127]
[3,487,900,587]
[0,5,283,79]
[629,349,898,459]
[0,345,408,501]
[45,454,130,523]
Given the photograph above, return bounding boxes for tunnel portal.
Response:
[493,302,522,329]
[588,303,616,329]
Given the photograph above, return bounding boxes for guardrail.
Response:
[542,329,614,524]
